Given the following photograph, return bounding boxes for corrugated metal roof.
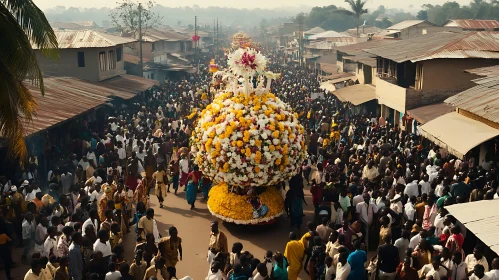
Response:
[23,75,158,136]
[23,77,111,136]
[309,30,351,40]
[50,22,86,31]
[466,64,499,76]
[98,74,159,95]
[365,31,499,63]
[335,39,397,66]
[33,30,137,49]
[332,84,376,105]
[444,19,499,30]
[305,27,325,35]
[445,79,499,123]
[307,37,364,50]
[142,28,190,42]
[406,103,455,124]
[386,20,427,31]
[320,63,337,74]
[446,199,499,257]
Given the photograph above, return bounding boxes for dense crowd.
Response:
[0,46,499,280]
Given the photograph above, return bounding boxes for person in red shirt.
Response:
[309,179,323,214]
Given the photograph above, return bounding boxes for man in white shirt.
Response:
[404,176,419,198]
[362,160,379,181]
[419,257,447,280]
[470,264,490,280]
[409,231,427,249]
[93,229,112,259]
[450,252,467,280]
[356,194,378,250]
[485,258,499,280]
[82,210,99,237]
[419,175,432,196]
[43,227,58,258]
[404,196,417,222]
[335,252,351,280]
[394,231,410,264]
[465,245,489,273]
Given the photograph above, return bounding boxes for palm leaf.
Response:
[0,0,58,161]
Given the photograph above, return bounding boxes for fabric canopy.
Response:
[332,84,376,106]
[419,112,499,158]
[446,200,499,257]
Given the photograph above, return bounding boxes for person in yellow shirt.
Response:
[284,232,305,280]
[152,165,168,208]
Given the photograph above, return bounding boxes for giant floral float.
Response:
[190,48,306,224]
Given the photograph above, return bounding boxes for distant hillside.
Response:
[42,5,309,28]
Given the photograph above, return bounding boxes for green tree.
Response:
[110,0,162,36]
[335,0,368,37]
[0,0,59,161]
[417,10,428,20]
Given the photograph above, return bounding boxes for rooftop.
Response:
[335,39,397,66]
[386,20,430,31]
[22,74,158,136]
[364,31,499,63]
[306,37,364,50]
[444,19,499,30]
[33,30,136,49]
[309,30,351,40]
[305,27,326,35]
[445,65,499,123]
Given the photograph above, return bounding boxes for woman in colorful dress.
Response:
[133,178,149,209]
[98,186,114,223]
[185,166,202,209]
[114,182,130,234]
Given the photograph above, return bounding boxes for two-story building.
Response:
[417,65,499,161]
[35,29,135,82]
[319,40,396,115]
[364,31,499,130]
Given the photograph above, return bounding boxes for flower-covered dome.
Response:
[191,91,306,187]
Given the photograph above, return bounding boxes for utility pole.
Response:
[138,3,143,77]
[298,14,304,67]
[195,16,198,73]
[213,19,216,48]
[216,18,219,59]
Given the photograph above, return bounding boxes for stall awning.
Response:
[419,112,499,158]
[406,103,455,124]
[333,84,376,106]
[446,200,499,256]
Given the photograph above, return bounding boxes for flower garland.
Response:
[207,183,285,225]
[190,91,306,188]
[227,48,266,78]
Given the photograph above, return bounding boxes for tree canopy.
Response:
[419,0,499,26]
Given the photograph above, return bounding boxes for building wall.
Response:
[37,45,126,82]
[37,48,100,81]
[375,77,406,112]
[406,88,462,110]
[124,41,154,60]
[420,58,498,91]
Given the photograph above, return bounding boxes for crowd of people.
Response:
[0,45,498,280]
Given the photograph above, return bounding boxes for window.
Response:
[77,52,85,67]
[116,47,122,62]
[108,50,116,69]
[152,42,155,52]
[99,51,106,71]
[151,73,155,80]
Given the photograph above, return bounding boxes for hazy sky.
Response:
[34,0,468,11]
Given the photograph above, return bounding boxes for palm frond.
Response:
[1,0,58,57]
[0,1,52,161]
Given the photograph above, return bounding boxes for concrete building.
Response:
[34,30,136,82]
[364,31,499,130]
